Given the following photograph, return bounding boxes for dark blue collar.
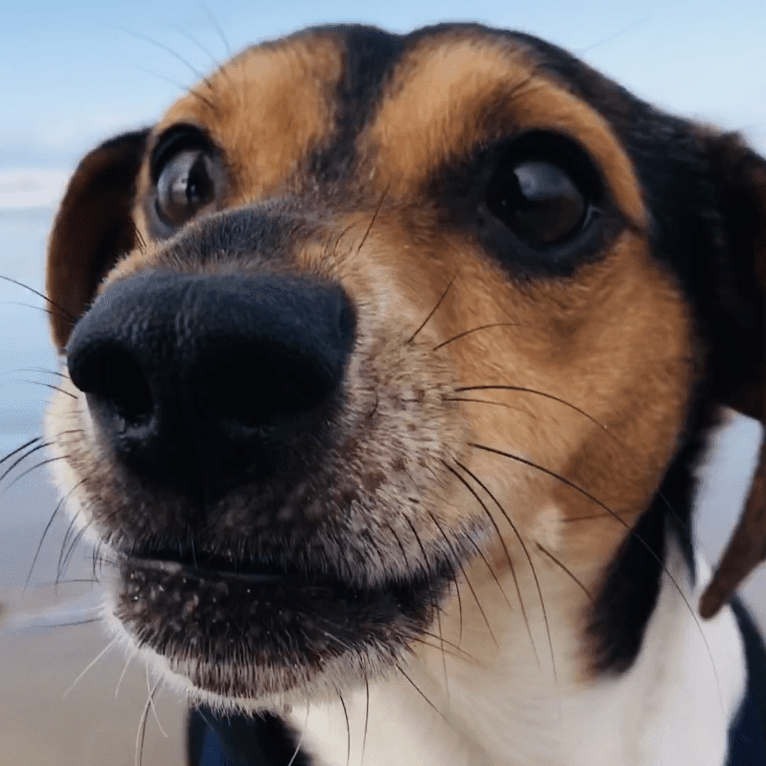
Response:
[728,598,766,766]
[186,598,766,766]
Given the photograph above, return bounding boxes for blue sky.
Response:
[3,0,765,185]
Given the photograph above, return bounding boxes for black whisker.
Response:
[536,543,595,603]
[578,16,651,55]
[116,26,212,87]
[444,396,527,415]
[433,322,528,351]
[454,460,550,672]
[196,0,233,57]
[407,273,457,345]
[362,677,370,766]
[329,222,358,262]
[9,367,66,379]
[384,521,410,570]
[466,530,513,609]
[25,492,68,591]
[407,634,474,663]
[177,29,223,71]
[6,454,68,491]
[356,185,389,255]
[415,630,477,662]
[563,513,614,523]
[60,519,91,580]
[469,441,724,707]
[446,461,536,655]
[458,383,690,532]
[55,428,85,441]
[457,385,612,432]
[12,378,77,399]
[0,440,49,484]
[395,662,450,725]
[0,300,58,318]
[471,442,618,519]
[338,689,351,766]
[428,511,497,648]
[92,539,116,581]
[404,515,463,646]
[435,589,450,703]
[0,436,41,468]
[57,508,82,585]
[0,275,74,322]
[133,64,218,112]
[387,519,451,670]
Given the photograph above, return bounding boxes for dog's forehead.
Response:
[151,25,645,223]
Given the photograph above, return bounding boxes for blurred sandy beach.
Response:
[0,481,184,766]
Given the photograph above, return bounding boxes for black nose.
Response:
[67,271,355,500]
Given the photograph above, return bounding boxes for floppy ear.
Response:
[46,129,150,352]
[699,132,766,619]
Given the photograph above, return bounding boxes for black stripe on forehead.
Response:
[307,25,405,184]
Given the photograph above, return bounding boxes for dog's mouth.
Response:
[111,545,449,702]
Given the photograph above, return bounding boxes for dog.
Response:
[41,23,766,766]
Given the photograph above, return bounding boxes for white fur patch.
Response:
[289,538,747,766]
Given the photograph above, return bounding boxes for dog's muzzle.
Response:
[67,270,355,504]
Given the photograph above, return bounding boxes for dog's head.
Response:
[44,24,766,711]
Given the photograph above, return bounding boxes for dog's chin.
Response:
[103,551,447,711]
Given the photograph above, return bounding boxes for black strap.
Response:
[186,706,310,766]
[727,597,766,766]
[185,598,766,766]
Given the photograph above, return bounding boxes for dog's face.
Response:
[44,25,766,713]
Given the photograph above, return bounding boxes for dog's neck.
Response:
[289,539,746,766]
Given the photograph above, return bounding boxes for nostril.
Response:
[68,344,154,425]
[63,271,356,498]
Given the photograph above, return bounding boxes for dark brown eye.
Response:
[486,157,590,248]
[155,149,216,229]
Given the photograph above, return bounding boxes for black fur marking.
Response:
[587,399,717,673]
[426,129,628,279]
[307,25,405,184]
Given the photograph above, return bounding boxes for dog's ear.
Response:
[46,129,150,352]
[699,132,766,619]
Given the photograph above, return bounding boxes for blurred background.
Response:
[1,1,764,763]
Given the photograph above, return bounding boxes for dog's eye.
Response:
[486,158,589,248]
[155,150,217,229]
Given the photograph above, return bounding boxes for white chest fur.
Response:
[289,542,746,766]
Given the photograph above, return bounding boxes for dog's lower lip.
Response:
[115,547,450,701]
[125,555,285,584]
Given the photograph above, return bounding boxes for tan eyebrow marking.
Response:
[134,31,344,231]
[364,34,647,228]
